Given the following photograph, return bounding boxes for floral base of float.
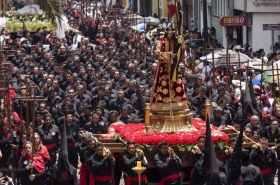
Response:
[113,118,229,153]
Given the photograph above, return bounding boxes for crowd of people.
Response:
[0,0,280,185]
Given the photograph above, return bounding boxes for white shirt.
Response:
[202,66,211,79]
[0,35,9,45]
[73,34,82,45]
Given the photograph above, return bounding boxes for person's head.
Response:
[259,137,268,150]
[65,111,73,123]
[97,85,105,96]
[117,89,125,100]
[158,141,169,155]
[198,87,205,97]
[44,114,52,127]
[48,88,55,99]
[120,106,128,117]
[197,136,205,151]
[252,131,260,142]
[87,136,97,151]
[165,29,175,40]
[23,141,32,155]
[244,126,252,138]
[76,85,84,96]
[95,142,104,156]
[250,115,259,127]
[229,137,237,148]
[270,118,279,131]
[33,133,41,146]
[91,112,100,125]
[109,111,118,123]
[275,106,280,118]
[35,110,42,122]
[199,105,206,117]
[21,132,28,144]
[78,128,84,140]
[68,88,75,99]
[127,140,136,156]
[232,120,240,131]
[218,87,226,97]
[214,106,223,119]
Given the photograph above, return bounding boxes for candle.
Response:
[24,11,28,19]
[35,10,38,19]
[13,11,16,18]
[136,161,142,169]
[144,103,150,126]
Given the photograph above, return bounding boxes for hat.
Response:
[234,45,242,50]
[232,80,241,87]
[214,106,223,112]
[20,37,28,43]
[248,59,267,70]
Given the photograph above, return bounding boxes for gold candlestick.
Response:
[145,103,150,126]
[205,99,210,119]
[132,167,146,185]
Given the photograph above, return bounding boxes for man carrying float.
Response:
[154,141,182,185]
[122,141,148,185]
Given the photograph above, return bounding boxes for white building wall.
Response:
[252,13,280,54]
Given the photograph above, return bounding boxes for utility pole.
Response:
[203,0,208,48]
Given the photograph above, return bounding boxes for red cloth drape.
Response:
[25,154,45,173]
[36,144,51,160]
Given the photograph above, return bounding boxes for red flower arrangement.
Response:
[113,118,229,152]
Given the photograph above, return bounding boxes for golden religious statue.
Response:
[150,28,187,111]
[148,27,195,132]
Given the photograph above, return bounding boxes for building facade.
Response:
[234,0,280,54]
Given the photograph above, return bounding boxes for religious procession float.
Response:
[0,4,57,32]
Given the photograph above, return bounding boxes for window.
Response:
[212,0,228,17]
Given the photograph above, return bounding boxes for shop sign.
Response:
[220,16,248,27]
[263,24,280,30]
[253,0,280,6]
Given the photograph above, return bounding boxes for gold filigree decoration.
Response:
[156,86,162,93]
[163,97,171,103]
[150,101,188,111]
[163,89,169,95]
[161,80,167,86]
[176,87,182,93]
[164,38,174,53]
[156,94,163,101]
[176,78,182,84]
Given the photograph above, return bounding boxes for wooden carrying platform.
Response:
[92,134,224,184]
[222,127,256,148]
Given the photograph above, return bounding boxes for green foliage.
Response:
[115,134,228,153]
[5,21,56,32]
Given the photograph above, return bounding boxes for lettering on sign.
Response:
[220,16,248,27]
[253,0,280,6]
